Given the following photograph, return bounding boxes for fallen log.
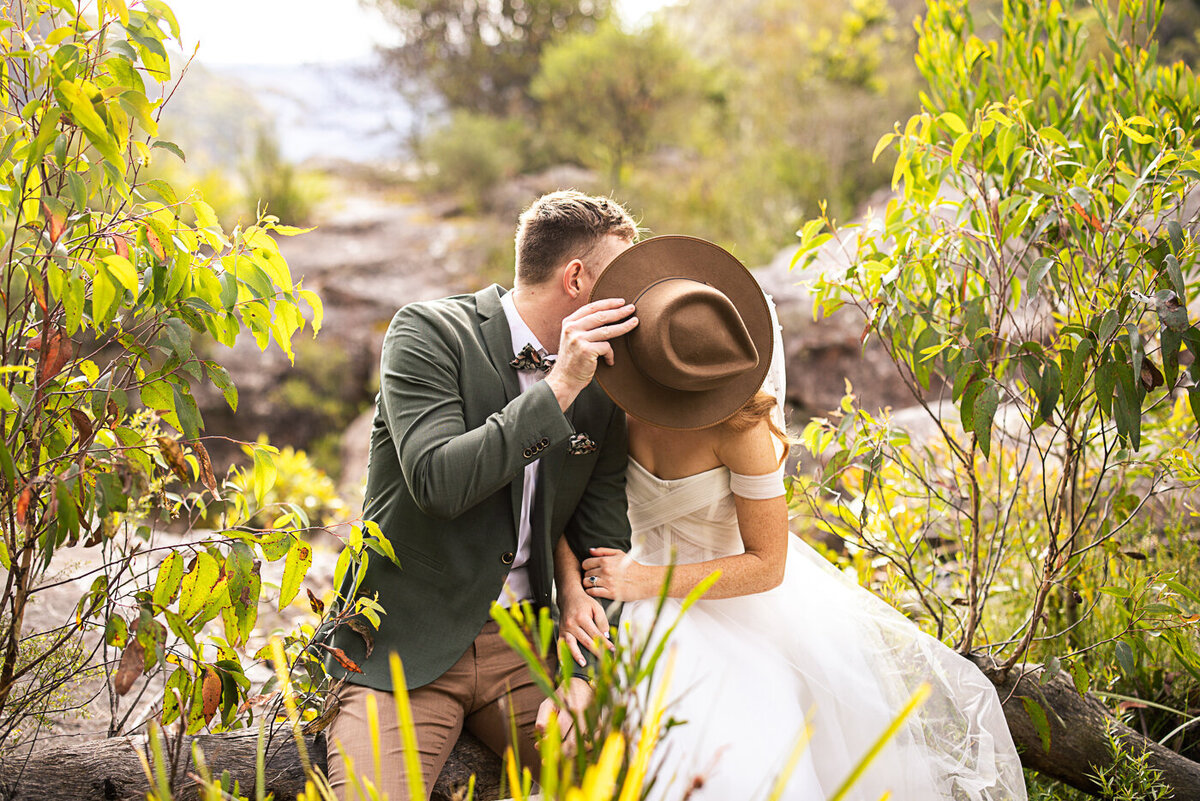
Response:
[3,662,1199,800]
[971,656,1200,799]
[0,727,501,801]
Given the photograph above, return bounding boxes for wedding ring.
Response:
[588,575,598,585]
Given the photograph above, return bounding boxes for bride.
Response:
[560,236,1028,801]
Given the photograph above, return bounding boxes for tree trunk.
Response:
[970,656,1200,798]
[3,662,1199,800]
[0,727,501,801]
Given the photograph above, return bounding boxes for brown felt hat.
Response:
[589,235,773,430]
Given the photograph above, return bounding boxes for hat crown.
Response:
[629,278,759,392]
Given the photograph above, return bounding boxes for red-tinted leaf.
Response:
[16,486,33,530]
[322,645,363,674]
[201,665,222,724]
[144,225,165,261]
[42,201,66,246]
[111,234,130,260]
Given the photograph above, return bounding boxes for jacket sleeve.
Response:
[561,402,633,682]
[382,306,574,520]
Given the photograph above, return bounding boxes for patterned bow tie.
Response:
[510,343,555,373]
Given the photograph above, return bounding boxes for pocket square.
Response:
[567,433,597,455]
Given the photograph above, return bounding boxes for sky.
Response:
[166,0,669,66]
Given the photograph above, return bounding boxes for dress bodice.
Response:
[626,458,745,566]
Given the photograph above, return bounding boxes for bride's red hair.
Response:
[720,390,794,458]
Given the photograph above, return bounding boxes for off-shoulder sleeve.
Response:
[728,465,786,500]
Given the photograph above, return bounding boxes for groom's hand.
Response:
[546,298,638,411]
[559,591,613,667]
[536,677,593,758]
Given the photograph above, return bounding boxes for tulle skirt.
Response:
[618,537,1028,801]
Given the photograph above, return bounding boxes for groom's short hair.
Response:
[515,191,638,285]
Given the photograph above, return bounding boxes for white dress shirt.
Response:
[496,290,549,606]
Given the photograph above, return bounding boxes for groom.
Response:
[320,191,639,798]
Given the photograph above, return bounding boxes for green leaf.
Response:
[973,381,1000,458]
[1071,660,1090,696]
[153,551,184,608]
[1038,361,1061,422]
[162,667,189,726]
[164,609,200,656]
[236,565,261,645]
[960,376,987,430]
[1024,177,1057,195]
[1164,254,1186,301]
[1025,257,1054,298]
[105,614,128,648]
[1021,697,1052,753]
[299,289,323,336]
[179,551,220,620]
[279,536,312,610]
[152,139,186,162]
[1166,219,1184,254]
[1115,641,1135,676]
[171,384,202,440]
[92,267,117,325]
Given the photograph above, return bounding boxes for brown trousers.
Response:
[324,620,544,801]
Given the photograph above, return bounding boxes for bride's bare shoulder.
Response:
[714,419,777,476]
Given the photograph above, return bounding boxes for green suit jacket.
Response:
[318,285,632,691]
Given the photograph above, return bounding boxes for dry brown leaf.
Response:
[114,640,145,696]
[346,618,375,659]
[35,325,72,386]
[237,690,279,714]
[155,436,189,482]
[201,665,222,725]
[69,408,94,445]
[323,645,363,674]
[192,441,220,498]
[306,587,325,617]
[301,694,341,735]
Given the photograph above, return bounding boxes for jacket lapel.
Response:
[476,285,524,541]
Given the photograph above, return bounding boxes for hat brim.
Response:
[589,235,773,430]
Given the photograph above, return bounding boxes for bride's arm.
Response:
[582,421,787,602]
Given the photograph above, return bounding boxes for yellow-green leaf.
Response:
[153,551,185,608]
[299,289,323,335]
[179,551,220,619]
[92,267,117,324]
[103,254,138,293]
[872,132,896,163]
[279,536,312,610]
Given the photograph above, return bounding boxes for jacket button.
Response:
[539,437,549,446]
[501,551,515,565]
[522,448,532,458]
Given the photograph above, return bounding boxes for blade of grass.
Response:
[829,683,931,801]
[389,652,427,800]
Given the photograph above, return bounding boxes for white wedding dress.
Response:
[616,300,1028,801]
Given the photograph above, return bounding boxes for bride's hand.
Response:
[582,547,652,602]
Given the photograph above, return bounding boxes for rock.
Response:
[484,165,602,220]
[754,235,932,420]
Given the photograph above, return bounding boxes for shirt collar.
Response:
[500,289,547,358]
